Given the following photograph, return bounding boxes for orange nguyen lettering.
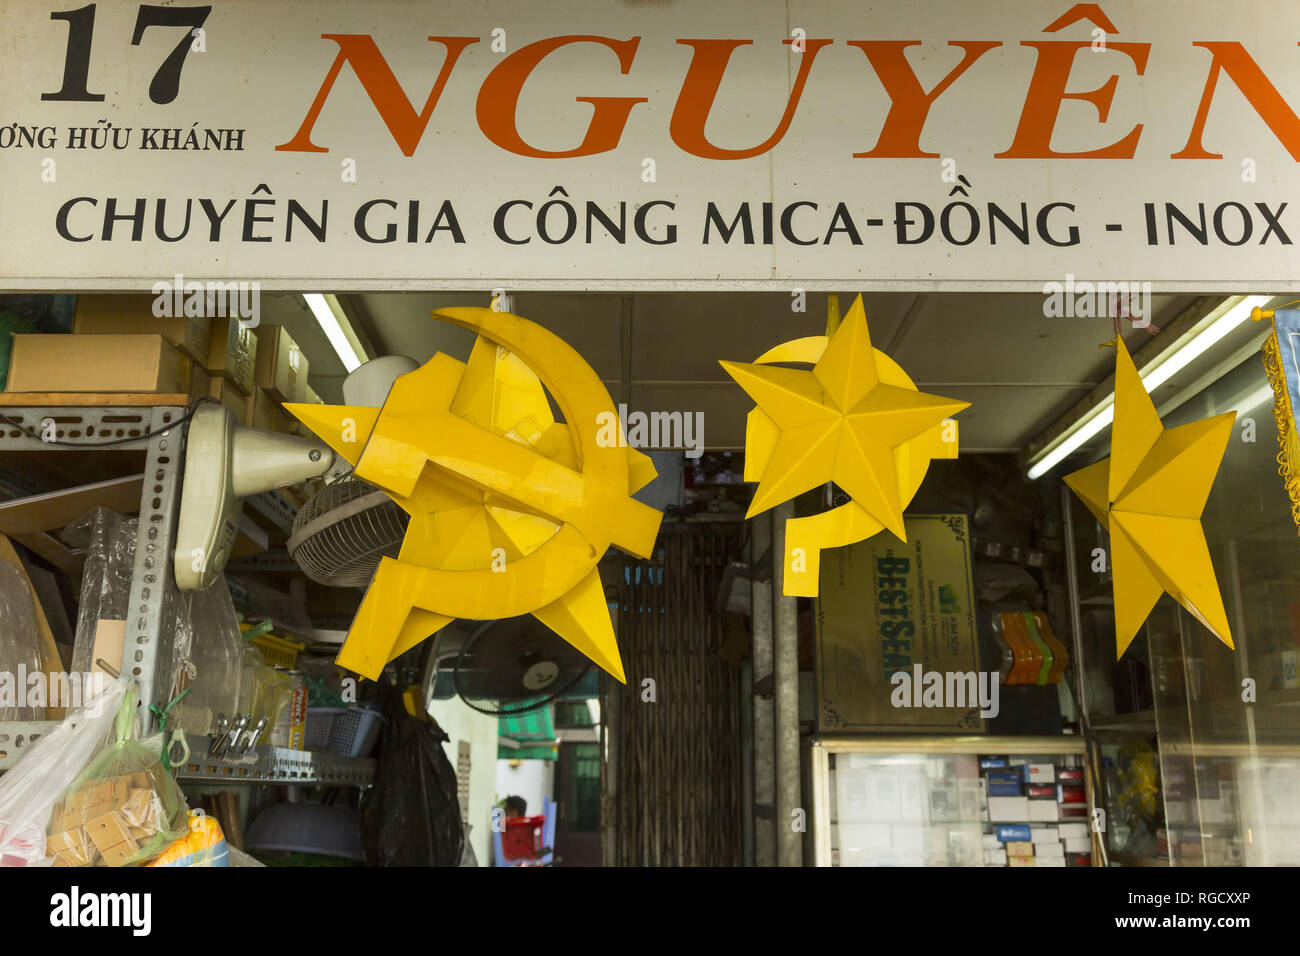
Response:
[274,32,1300,162]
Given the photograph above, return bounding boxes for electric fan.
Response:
[174,356,417,591]
[286,477,408,587]
[438,616,592,716]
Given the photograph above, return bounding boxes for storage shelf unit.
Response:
[0,405,187,769]
[177,735,376,786]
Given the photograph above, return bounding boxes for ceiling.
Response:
[258,289,1271,457]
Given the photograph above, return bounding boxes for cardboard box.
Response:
[1035,841,1065,858]
[253,325,309,402]
[1064,836,1092,853]
[73,294,212,362]
[1028,800,1060,822]
[209,377,247,422]
[206,318,257,395]
[272,405,303,436]
[1058,823,1089,840]
[1008,855,1035,867]
[1030,827,1060,844]
[1058,784,1087,804]
[1026,763,1056,783]
[986,771,1023,796]
[6,334,188,394]
[988,796,1029,822]
[246,388,274,432]
[184,361,209,402]
[1005,841,1034,856]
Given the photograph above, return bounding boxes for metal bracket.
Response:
[176,735,376,786]
[0,406,186,737]
[0,719,62,771]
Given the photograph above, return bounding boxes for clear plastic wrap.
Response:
[0,677,124,866]
[0,561,47,720]
[64,508,135,680]
[50,683,188,866]
[156,583,194,718]
[245,649,292,746]
[167,576,244,736]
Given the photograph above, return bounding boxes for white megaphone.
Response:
[173,404,335,591]
[172,356,421,591]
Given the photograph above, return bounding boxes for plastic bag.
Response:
[0,561,47,720]
[361,682,463,866]
[49,683,188,866]
[64,508,135,680]
[245,649,292,746]
[65,507,195,719]
[0,676,124,866]
[148,810,230,867]
[167,576,244,736]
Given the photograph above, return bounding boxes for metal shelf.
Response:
[0,405,186,731]
[3,724,377,786]
[176,735,376,787]
[246,490,297,534]
[0,719,64,771]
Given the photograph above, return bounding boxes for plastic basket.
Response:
[304,707,346,751]
[501,816,546,861]
[328,707,382,758]
[252,633,305,669]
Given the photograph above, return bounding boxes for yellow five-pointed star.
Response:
[1064,337,1235,659]
[720,298,968,538]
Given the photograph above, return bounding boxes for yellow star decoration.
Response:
[285,307,662,683]
[720,294,968,596]
[1063,337,1235,659]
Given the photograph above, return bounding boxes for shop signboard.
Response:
[3,0,1300,289]
[815,514,985,734]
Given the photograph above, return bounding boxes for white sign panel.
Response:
[2,0,1300,290]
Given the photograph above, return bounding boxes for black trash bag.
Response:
[360,683,464,866]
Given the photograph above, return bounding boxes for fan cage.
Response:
[287,478,408,587]
[452,620,592,717]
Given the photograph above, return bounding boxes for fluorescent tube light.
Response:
[1027,295,1271,479]
[1139,295,1271,392]
[1234,383,1276,415]
[304,293,364,372]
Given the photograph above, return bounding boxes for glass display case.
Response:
[807,736,1095,867]
[1064,349,1300,866]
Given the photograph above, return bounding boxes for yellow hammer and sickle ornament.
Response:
[285,307,662,682]
[1064,337,1234,659]
[721,294,968,597]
